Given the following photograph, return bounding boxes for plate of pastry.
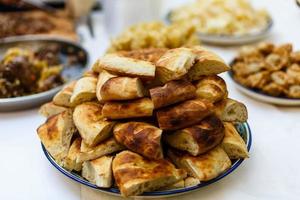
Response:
[230,42,300,106]
[0,36,88,111]
[107,21,201,53]
[37,47,251,198]
[167,0,273,45]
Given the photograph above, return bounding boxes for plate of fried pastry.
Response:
[37,47,251,197]
[230,42,300,106]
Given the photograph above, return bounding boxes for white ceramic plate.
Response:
[229,73,300,106]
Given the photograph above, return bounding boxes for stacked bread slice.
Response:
[37,46,249,197]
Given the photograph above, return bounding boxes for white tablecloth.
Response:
[1,0,300,199]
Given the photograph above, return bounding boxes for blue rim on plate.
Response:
[42,122,252,197]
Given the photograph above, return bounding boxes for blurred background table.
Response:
[0,0,300,199]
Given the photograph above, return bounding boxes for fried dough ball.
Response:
[262,82,285,96]
[288,85,300,98]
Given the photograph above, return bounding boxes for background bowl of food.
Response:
[0,36,88,111]
[168,0,273,45]
[229,42,300,105]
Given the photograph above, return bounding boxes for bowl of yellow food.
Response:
[168,0,273,45]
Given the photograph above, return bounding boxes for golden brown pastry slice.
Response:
[168,146,231,181]
[156,48,196,83]
[150,80,196,109]
[70,77,97,106]
[82,70,98,78]
[78,137,124,162]
[82,156,113,188]
[195,75,228,103]
[96,70,117,102]
[156,99,213,130]
[101,77,145,101]
[53,81,76,107]
[113,150,187,197]
[113,122,163,160]
[102,98,154,120]
[39,102,68,118]
[287,64,300,84]
[117,48,167,63]
[214,98,248,122]
[188,46,230,81]
[288,85,300,98]
[92,54,156,80]
[64,137,82,171]
[37,110,76,164]
[165,115,224,156]
[184,177,200,187]
[73,102,115,147]
[221,122,249,159]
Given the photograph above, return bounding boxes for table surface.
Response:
[1,0,300,199]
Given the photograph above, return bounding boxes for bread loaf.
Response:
[53,81,76,107]
[195,75,228,103]
[101,77,145,101]
[96,70,117,102]
[92,54,156,80]
[156,99,213,130]
[114,122,163,160]
[156,48,196,83]
[150,80,196,109]
[39,102,68,118]
[214,98,248,122]
[64,137,82,171]
[102,98,154,119]
[165,115,224,156]
[82,156,113,188]
[73,102,115,147]
[70,77,97,106]
[113,150,187,197]
[221,122,249,159]
[37,110,76,164]
[78,137,124,163]
[188,46,230,81]
[168,146,231,181]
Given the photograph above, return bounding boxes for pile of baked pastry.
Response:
[107,21,200,53]
[232,43,300,98]
[37,47,249,197]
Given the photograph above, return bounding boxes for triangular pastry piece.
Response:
[113,150,187,197]
[221,122,249,159]
[168,146,231,181]
[73,102,115,147]
[114,122,163,160]
[37,110,76,164]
